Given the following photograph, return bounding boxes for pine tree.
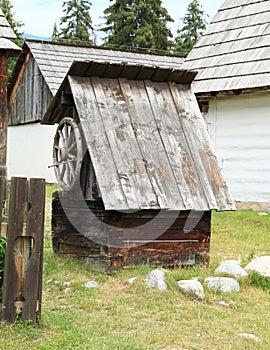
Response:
[102,0,173,52]
[174,0,207,57]
[55,0,94,45]
[52,23,59,42]
[0,0,24,79]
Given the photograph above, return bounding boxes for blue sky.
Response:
[12,0,225,41]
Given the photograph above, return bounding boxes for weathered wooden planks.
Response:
[1,177,45,325]
[69,76,234,211]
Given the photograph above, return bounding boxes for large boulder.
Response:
[244,256,270,277]
[146,269,167,291]
[214,260,248,279]
[177,280,205,300]
[205,277,240,293]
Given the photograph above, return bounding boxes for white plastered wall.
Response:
[205,90,270,202]
[7,123,57,183]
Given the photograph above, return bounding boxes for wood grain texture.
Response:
[1,177,45,325]
[69,76,234,211]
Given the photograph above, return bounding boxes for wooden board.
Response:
[1,177,45,325]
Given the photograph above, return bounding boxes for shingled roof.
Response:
[0,8,20,55]
[184,0,270,93]
[9,40,185,97]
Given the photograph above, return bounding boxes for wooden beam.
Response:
[8,51,31,111]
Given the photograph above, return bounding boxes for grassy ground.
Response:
[0,184,269,350]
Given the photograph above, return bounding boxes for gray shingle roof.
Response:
[25,41,185,95]
[184,0,270,93]
[0,8,20,54]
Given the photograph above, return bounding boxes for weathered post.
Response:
[1,177,45,325]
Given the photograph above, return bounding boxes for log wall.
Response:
[52,192,211,272]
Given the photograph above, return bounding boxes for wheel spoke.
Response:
[59,129,66,147]
[69,142,76,152]
[60,163,66,180]
[68,161,75,177]
[66,162,70,183]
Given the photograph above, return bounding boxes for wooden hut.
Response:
[42,59,235,271]
[7,40,184,182]
[184,0,270,205]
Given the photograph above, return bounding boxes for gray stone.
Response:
[204,277,240,293]
[127,277,137,285]
[177,280,205,300]
[239,333,261,342]
[244,256,270,277]
[84,280,98,288]
[214,260,248,279]
[146,269,167,291]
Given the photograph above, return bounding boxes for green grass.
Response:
[0,189,270,350]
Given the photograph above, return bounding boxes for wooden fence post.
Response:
[1,177,45,325]
[0,171,5,236]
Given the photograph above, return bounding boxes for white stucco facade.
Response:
[205,90,270,202]
[7,123,57,183]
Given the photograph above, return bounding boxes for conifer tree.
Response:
[174,0,207,57]
[52,23,59,42]
[102,0,173,51]
[54,0,94,45]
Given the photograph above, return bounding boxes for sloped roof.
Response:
[0,8,20,55]
[184,0,270,93]
[43,61,235,212]
[9,40,185,97]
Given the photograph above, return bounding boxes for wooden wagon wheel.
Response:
[53,117,83,191]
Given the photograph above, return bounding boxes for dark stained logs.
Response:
[52,192,211,271]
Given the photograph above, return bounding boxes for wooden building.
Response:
[41,60,235,271]
[0,8,21,176]
[184,0,270,204]
[7,40,185,182]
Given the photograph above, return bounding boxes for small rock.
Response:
[46,279,53,284]
[215,260,248,279]
[146,269,167,291]
[127,277,137,285]
[64,288,71,294]
[244,256,270,277]
[84,280,98,288]
[204,277,240,293]
[177,280,205,300]
[63,281,71,287]
[219,301,229,307]
[239,333,261,342]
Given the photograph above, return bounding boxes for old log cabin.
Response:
[42,59,235,271]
